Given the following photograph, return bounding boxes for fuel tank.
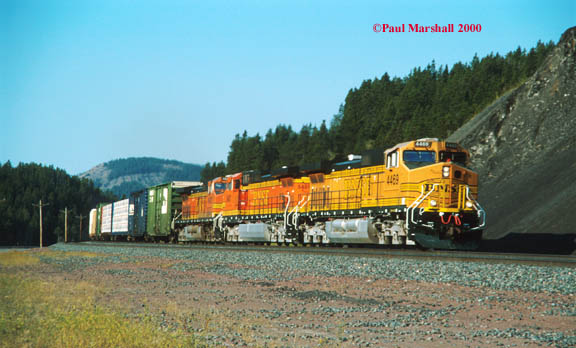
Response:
[325,219,379,244]
[238,223,272,242]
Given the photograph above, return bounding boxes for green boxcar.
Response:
[93,202,106,239]
[146,181,202,238]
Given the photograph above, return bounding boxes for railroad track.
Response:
[79,241,576,266]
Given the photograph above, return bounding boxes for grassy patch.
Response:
[0,273,203,347]
[0,250,104,268]
[43,250,104,259]
[0,251,40,267]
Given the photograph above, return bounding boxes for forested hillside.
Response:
[0,162,116,246]
[80,157,202,197]
[214,40,554,175]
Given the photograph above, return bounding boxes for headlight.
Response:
[442,167,450,178]
[430,199,437,207]
[465,201,474,208]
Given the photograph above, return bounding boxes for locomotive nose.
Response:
[440,163,467,182]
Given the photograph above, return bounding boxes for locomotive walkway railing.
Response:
[407,184,439,229]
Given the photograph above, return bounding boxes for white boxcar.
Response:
[111,199,129,235]
[89,208,97,238]
[101,203,113,235]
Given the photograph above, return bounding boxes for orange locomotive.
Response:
[178,138,485,249]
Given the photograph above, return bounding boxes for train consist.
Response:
[89,138,486,250]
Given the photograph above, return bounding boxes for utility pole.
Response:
[76,214,86,242]
[60,207,70,243]
[32,200,49,248]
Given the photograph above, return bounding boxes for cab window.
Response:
[403,150,436,169]
[386,151,398,169]
[440,151,467,166]
[281,178,293,187]
[214,183,226,194]
[309,173,324,184]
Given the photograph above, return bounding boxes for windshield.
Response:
[440,151,467,166]
[403,150,436,169]
[214,183,226,194]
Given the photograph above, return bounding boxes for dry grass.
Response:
[0,250,103,267]
[0,251,203,348]
[0,251,40,266]
[42,250,103,259]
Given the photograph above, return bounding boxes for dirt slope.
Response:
[448,27,576,240]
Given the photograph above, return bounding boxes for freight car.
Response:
[177,138,485,250]
[128,189,148,239]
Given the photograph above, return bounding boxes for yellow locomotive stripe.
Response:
[242,208,284,215]
[360,165,386,175]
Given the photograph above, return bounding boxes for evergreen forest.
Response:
[104,157,202,182]
[201,40,555,180]
[0,162,116,246]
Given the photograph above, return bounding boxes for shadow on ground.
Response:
[480,233,576,255]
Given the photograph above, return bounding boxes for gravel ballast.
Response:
[50,243,575,294]
[37,243,576,347]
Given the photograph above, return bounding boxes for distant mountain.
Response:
[448,27,576,240]
[79,157,202,197]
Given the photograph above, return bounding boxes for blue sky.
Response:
[1,0,574,175]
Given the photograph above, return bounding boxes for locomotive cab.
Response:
[387,138,485,249]
[208,173,243,218]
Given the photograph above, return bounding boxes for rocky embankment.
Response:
[449,27,576,245]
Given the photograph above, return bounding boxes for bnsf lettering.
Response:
[425,184,456,193]
[254,190,269,205]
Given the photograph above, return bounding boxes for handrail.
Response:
[292,195,309,227]
[212,212,223,238]
[287,197,302,228]
[406,184,438,229]
[465,186,486,230]
[283,193,291,230]
[171,212,182,230]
